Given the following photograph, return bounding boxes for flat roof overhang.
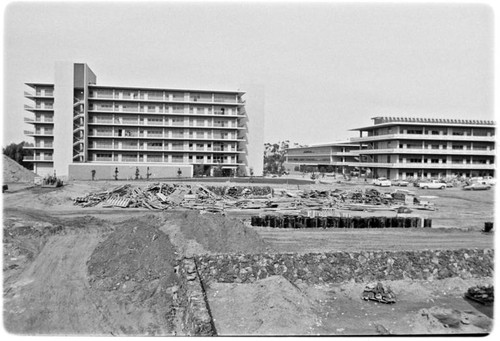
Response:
[89,84,245,95]
[350,122,496,131]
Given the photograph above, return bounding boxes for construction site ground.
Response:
[2,178,495,336]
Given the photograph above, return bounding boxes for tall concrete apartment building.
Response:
[284,141,360,174]
[23,62,264,179]
[350,116,496,179]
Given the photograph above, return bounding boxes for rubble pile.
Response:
[465,285,494,306]
[362,282,396,304]
[204,185,273,198]
[276,187,435,212]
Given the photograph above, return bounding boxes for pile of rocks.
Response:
[196,249,494,285]
[465,285,494,305]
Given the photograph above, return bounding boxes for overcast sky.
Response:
[2,1,495,146]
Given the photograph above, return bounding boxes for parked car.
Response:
[438,180,454,188]
[482,176,496,186]
[419,180,446,190]
[373,177,391,187]
[392,179,409,187]
[463,182,492,191]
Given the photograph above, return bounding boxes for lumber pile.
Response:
[73,183,274,211]
[72,183,436,213]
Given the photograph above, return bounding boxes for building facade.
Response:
[23,62,264,179]
[350,116,496,179]
[284,141,360,174]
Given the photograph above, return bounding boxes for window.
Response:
[147,154,162,162]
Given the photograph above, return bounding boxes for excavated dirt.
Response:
[2,155,37,183]
[175,211,272,254]
[86,217,180,335]
[208,276,319,335]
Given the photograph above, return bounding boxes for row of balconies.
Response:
[359,148,495,156]
[88,108,244,118]
[88,92,243,105]
[89,131,243,140]
[89,120,245,129]
[90,157,241,165]
[287,151,360,157]
[351,133,495,142]
[88,146,243,153]
[354,162,495,169]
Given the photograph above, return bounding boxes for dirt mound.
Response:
[177,211,272,254]
[87,219,178,290]
[2,155,36,183]
[207,275,319,335]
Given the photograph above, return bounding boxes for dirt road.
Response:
[3,231,114,335]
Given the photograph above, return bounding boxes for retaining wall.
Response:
[196,249,493,285]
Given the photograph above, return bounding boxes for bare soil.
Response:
[207,275,493,336]
[2,179,495,336]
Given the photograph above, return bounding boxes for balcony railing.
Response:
[360,148,495,155]
[356,161,495,169]
[352,133,495,142]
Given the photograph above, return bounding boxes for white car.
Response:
[392,179,409,187]
[373,177,392,187]
[419,180,446,189]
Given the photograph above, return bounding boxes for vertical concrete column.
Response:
[53,61,75,177]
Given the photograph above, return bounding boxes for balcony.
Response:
[23,155,53,162]
[25,91,54,98]
[25,144,54,149]
[24,105,54,112]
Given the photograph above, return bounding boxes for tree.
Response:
[263,140,290,176]
[3,141,34,170]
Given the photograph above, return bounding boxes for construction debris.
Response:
[73,184,275,211]
[72,183,437,214]
[362,282,396,304]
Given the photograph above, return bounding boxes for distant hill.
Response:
[2,155,37,183]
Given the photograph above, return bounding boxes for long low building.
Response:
[23,62,264,179]
[284,141,361,174]
[349,116,496,179]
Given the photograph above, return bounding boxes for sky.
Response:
[1,1,496,146]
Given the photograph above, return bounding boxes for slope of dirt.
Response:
[2,155,36,183]
[207,276,320,335]
[3,213,181,336]
[86,216,180,335]
[177,211,272,254]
